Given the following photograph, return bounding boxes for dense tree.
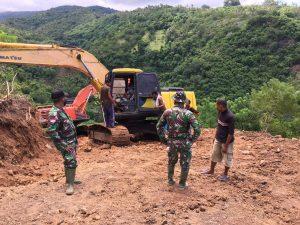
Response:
[263,0,279,6]
[201,4,211,9]
[229,95,260,131]
[250,79,300,137]
[224,0,241,7]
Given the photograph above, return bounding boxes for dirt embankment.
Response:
[0,97,51,185]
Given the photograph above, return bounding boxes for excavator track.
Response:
[86,123,131,146]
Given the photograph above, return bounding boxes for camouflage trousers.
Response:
[54,141,78,169]
[167,139,192,185]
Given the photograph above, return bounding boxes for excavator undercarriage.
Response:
[86,124,131,146]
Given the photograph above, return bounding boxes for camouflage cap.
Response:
[173,91,186,103]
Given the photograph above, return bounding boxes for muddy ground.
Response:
[0,128,299,225]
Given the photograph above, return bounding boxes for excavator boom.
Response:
[0,42,109,91]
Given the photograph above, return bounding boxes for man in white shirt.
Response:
[152,91,166,114]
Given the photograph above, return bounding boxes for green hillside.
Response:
[0,5,300,137]
[0,11,39,21]
[5,5,299,100]
[4,5,117,42]
[67,6,300,100]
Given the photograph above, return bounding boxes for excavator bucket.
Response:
[82,123,131,146]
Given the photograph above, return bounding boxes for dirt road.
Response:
[0,129,299,225]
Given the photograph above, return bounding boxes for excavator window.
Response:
[112,78,126,98]
[112,75,136,113]
[136,72,160,111]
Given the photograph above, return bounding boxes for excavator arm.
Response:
[36,84,97,126]
[71,84,97,115]
[64,84,97,121]
[0,42,109,91]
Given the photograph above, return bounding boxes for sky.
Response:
[0,0,299,12]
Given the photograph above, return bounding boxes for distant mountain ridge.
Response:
[2,5,118,42]
[0,11,39,21]
[43,5,118,14]
[0,5,117,21]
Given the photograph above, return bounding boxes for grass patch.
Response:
[148,30,165,51]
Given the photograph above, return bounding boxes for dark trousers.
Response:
[103,104,115,128]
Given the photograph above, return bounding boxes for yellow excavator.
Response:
[0,42,197,146]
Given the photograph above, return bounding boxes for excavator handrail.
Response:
[0,42,82,51]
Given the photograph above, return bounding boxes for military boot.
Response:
[168,164,176,186]
[65,168,75,195]
[179,169,189,190]
[65,168,68,184]
[65,168,81,185]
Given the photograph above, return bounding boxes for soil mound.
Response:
[0,97,49,165]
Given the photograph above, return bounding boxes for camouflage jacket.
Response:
[156,106,201,144]
[47,105,77,151]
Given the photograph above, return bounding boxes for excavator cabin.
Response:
[106,68,197,137]
[108,68,161,120]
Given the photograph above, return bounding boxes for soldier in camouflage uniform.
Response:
[47,90,79,195]
[157,91,201,190]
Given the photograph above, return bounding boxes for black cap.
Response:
[51,90,65,101]
[216,99,227,107]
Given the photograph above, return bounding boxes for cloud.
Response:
[0,0,299,12]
